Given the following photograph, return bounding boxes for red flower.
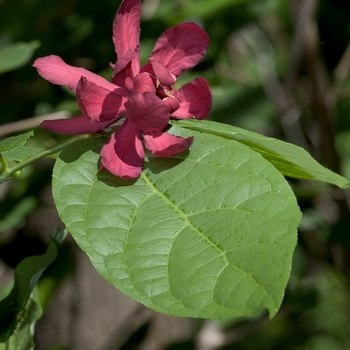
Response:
[33,0,212,179]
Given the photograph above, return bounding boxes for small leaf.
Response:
[0,132,33,153]
[0,41,40,74]
[2,147,45,162]
[0,228,67,342]
[174,119,348,189]
[52,128,301,319]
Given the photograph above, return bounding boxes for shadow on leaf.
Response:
[97,169,138,187]
[144,150,189,175]
[58,137,104,163]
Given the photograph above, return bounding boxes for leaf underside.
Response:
[52,127,301,319]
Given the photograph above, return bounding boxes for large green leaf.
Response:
[52,127,301,319]
[174,119,348,189]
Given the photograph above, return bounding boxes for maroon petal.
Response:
[171,78,212,120]
[149,23,209,77]
[40,115,113,135]
[144,131,194,157]
[140,62,176,86]
[33,55,117,92]
[100,120,144,179]
[163,97,179,114]
[126,92,170,132]
[112,47,140,91]
[132,72,156,94]
[77,77,128,122]
[113,0,141,57]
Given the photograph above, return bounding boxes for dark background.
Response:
[1,0,350,349]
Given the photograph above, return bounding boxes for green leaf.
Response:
[52,128,301,319]
[0,284,13,302]
[2,147,45,162]
[0,41,40,75]
[155,0,249,23]
[0,196,38,233]
[183,0,249,18]
[0,228,67,343]
[0,292,42,350]
[0,132,33,154]
[174,119,348,189]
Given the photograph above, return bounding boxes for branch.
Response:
[285,0,319,95]
[334,42,350,85]
[0,134,92,184]
[0,111,71,138]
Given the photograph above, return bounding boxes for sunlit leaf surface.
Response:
[2,147,45,162]
[175,120,348,189]
[0,132,33,154]
[53,128,301,318]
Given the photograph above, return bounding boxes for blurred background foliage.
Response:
[1,0,350,349]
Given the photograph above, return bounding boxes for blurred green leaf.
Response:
[182,0,250,18]
[299,267,350,348]
[0,228,67,343]
[209,85,275,131]
[175,119,349,189]
[0,292,42,350]
[335,130,350,180]
[0,196,37,233]
[0,132,33,154]
[154,0,250,22]
[0,41,40,75]
[0,284,13,301]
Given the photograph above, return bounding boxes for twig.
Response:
[289,0,350,274]
[285,0,319,95]
[0,134,91,184]
[334,42,350,85]
[0,111,71,138]
[294,1,339,172]
[231,24,310,150]
[142,0,161,19]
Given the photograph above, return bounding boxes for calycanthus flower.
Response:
[33,0,212,179]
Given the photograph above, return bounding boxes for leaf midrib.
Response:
[140,172,273,303]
